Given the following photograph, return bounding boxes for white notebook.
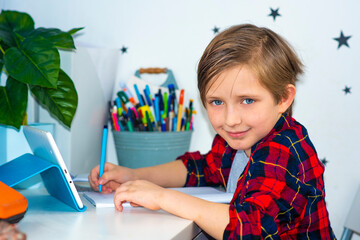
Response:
[83,187,233,208]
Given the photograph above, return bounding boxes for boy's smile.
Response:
[205,65,292,157]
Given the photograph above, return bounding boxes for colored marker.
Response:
[130,107,139,119]
[186,99,193,131]
[133,84,145,106]
[127,110,134,132]
[143,89,152,106]
[145,110,153,132]
[160,110,166,132]
[190,110,197,130]
[112,106,120,131]
[169,110,174,132]
[176,89,185,131]
[138,105,154,124]
[98,125,108,192]
[107,101,114,130]
[158,89,164,112]
[115,97,123,116]
[168,84,177,114]
[162,92,168,119]
[154,94,160,124]
[181,117,185,131]
[173,116,177,132]
[117,91,133,113]
[124,88,137,106]
[167,93,172,112]
[117,117,125,131]
[143,88,156,123]
[145,85,152,100]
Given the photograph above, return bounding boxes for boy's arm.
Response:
[160,189,230,239]
[92,134,230,192]
[89,160,187,192]
[114,180,229,240]
[134,160,188,187]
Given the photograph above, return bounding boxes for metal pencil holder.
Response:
[112,131,192,168]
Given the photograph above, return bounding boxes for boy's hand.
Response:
[88,162,136,193]
[114,180,165,211]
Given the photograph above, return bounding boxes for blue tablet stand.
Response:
[0,153,86,212]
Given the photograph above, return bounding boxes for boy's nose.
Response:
[225,106,242,127]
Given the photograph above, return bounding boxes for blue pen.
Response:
[134,84,145,106]
[172,117,177,132]
[154,94,160,123]
[145,85,152,99]
[143,89,152,106]
[98,125,108,192]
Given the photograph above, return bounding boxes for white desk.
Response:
[17,189,202,240]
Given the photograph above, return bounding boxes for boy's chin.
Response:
[222,137,250,152]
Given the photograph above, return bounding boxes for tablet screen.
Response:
[23,126,84,209]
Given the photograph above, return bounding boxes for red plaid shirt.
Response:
[178,114,335,239]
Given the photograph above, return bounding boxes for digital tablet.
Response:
[23,126,84,209]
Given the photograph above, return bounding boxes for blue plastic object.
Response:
[0,154,86,212]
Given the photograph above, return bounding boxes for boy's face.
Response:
[205,65,288,157]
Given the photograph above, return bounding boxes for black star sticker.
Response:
[320,158,328,166]
[212,26,220,34]
[333,31,351,49]
[120,46,128,54]
[268,8,281,21]
[343,85,351,95]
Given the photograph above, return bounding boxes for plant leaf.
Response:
[68,27,84,36]
[0,10,35,47]
[4,36,60,88]
[0,49,3,75]
[30,69,78,128]
[0,76,28,129]
[29,27,76,50]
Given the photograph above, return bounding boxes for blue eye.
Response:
[243,99,254,104]
[212,100,223,106]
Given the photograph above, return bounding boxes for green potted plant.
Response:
[0,10,83,129]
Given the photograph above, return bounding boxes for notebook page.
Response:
[83,187,233,208]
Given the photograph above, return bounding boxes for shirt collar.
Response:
[251,113,289,153]
[223,113,290,155]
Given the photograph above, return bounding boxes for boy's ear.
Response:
[278,84,296,113]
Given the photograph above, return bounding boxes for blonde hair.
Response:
[197,24,303,116]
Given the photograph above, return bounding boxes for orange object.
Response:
[176,89,185,131]
[0,181,28,223]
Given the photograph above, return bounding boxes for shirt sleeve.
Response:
[223,140,326,239]
[177,134,234,188]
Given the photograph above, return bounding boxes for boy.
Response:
[89,24,335,239]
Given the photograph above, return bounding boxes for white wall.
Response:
[2,0,360,237]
